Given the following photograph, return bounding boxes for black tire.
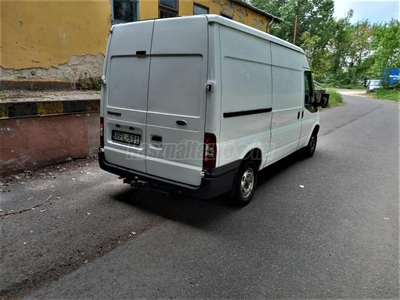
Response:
[232,160,258,207]
[304,132,317,158]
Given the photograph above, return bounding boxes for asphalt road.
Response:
[1,94,398,299]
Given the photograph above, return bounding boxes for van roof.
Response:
[206,15,304,54]
[113,15,305,55]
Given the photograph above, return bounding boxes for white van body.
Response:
[99,15,326,205]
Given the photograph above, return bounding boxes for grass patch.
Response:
[372,89,400,101]
[326,89,343,107]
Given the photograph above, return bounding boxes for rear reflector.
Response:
[203,133,217,169]
[100,117,104,147]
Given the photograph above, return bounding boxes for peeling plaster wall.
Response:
[0,0,110,80]
[0,0,270,82]
[1,54,105,82]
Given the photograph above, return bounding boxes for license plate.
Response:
[112,130,140,146]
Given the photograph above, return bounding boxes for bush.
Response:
[326,89,343,107]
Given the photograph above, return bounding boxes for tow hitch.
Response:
[121,176,169,197]
[123,176,148,187]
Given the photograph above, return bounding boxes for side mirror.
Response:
[320,93,329,108]
[305,94,310,104]
[315,92,321,104]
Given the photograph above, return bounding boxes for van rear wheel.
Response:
[232,160,258,207]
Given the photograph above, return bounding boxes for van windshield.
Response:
[370,80,380,86]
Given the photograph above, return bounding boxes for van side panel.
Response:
[267,44,305,165]
[219,25,273,169]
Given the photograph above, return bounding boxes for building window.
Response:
[159,0,178,18]
[112,0,138,24]
[220,13,233,19]
[194,3,209,15]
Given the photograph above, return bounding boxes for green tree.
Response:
[251,0,335,46]
[370,20,400,84]
[299,31,330,81]
[325,12,370,85]
[327,18,399,85]
[346,21,374,83]
[251,0,336,80]
[251,1,399,87]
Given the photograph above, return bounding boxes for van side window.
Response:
[304,71,315,105]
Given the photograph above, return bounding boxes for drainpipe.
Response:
[267,18,275,33]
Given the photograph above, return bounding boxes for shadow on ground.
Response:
[110,151,304,228]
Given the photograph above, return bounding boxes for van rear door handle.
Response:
[297,112,300,119]
[176,120,187,126]
[150,135,162,149]
[151,135,162,142]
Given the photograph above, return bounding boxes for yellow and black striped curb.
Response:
[0,100,100,119]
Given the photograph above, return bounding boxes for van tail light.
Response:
[203,133,217,169]
[100,117,104,147]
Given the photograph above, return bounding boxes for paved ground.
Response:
[0,94,398,299]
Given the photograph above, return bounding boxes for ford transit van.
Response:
[99,15,328,206]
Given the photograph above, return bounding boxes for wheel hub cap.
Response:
[241,168,254,199]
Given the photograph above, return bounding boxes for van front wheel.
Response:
[304,132,317,158]
[232,160,258,207]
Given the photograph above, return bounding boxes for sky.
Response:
[333,0,400,23]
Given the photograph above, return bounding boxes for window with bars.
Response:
[159,0,178,18]
[193,3,209,15]
[112,0,138,24]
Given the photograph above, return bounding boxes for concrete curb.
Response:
[0,99,100,119]
[0,79,72,90]
[0,98,101,176]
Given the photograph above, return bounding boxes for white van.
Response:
[99,15,328,206]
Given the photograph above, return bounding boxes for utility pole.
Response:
[293,15,298,45]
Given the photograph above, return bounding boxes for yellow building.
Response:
[0,0,281,86]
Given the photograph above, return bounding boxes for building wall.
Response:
[0,0,111,82]
[139,0,269,32]
[0,0,271,83]
[0,113,100,176]
[180,0,269,32]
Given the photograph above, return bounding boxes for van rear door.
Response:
[103,20,154,174]
[145,17,208,186]
[104,17,208,187]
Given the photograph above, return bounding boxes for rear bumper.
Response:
[98,149,239,199]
